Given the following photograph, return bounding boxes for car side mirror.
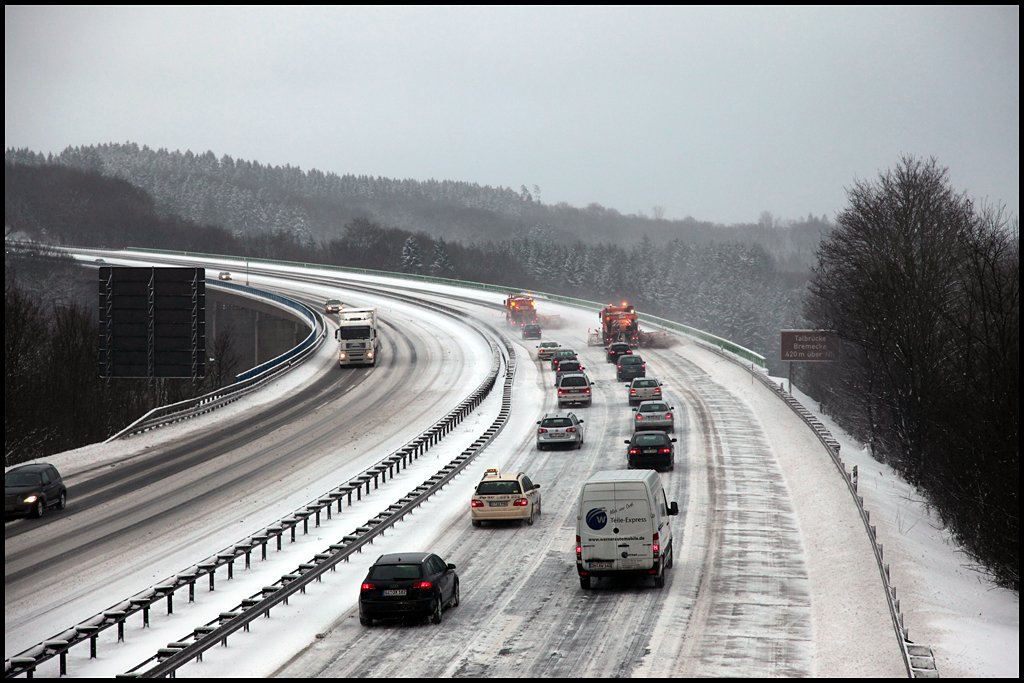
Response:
[623,439,630,445]
[670,438,677,443]
[668,501,679,516]
[447,563,457,570]
[632,408,638,412]
[578,419,584,423]
[536,421,541,425]
[534,484,541,489]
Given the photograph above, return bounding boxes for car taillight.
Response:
[635,414,643,420]
[412,581,433,590]
[654,388,661,394]
[361,582,376,592]
[558,389,565,395]
[630,389,637,395]
[566,427,576,433]
[642,363,646,369]
[584,388,591,394]
[665,412,672,419]
[471,499,484,508]
[538,428,548,433]
[513,498,529,507]
[659,447,670,453]
[628,448,639,455]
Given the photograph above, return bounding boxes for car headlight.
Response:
[23,494,38,504]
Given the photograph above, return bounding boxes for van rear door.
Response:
[579,482,654,571]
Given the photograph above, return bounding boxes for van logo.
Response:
[586,508,608,530]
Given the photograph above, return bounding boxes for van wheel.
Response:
[666,543,674,569]
[580,576,591,590]
[654,571,665,588]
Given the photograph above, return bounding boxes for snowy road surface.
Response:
[5,256,913,677]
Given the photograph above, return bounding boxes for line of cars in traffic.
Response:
[535,338,679,471]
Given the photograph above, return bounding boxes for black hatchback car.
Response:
[359,552,459,626]
[625,432,677,471]
[5,463,67,518]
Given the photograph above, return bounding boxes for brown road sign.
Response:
[780,330,839,362]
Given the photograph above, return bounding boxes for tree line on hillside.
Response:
[805,157,1019,589]
[5,143,830,269]
[5,161,807,369]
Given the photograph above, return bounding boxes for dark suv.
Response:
[616,354,646,381]
[5,463,67,518]
[606,342,632,363]
[359,552,459,626]
[521,323,542,340]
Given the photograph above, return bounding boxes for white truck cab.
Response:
[575,469,679,589]
[335,307,379,366]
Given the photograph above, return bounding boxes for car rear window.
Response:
[639,402,669,412]
[634,433,669,446]
[634,379,656,387]
[560,361,581,370]
[620,356,642,365]
[541,418,573,427]
[477,480,522,495]
[560,376,588,387]
[369,564,423,580]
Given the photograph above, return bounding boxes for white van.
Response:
[575,469,679,589]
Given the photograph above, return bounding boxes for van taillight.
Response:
[575,535,582,560]
[652,532,660,558]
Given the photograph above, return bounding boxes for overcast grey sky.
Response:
[4,6,1019,224]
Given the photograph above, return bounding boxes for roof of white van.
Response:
[584,469,662,484]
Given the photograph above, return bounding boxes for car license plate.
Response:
[488,501,508,507]
[589,561,613,569]
[383,589,406,597]
[551,433,566,438]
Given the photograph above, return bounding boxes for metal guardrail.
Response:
[4,294,515,680]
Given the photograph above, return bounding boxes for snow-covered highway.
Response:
[4,255,924,677]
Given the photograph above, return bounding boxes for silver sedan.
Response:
[632,400,675,432]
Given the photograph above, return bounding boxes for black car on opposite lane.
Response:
[5,463,67,518]
[359,552,459,626]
